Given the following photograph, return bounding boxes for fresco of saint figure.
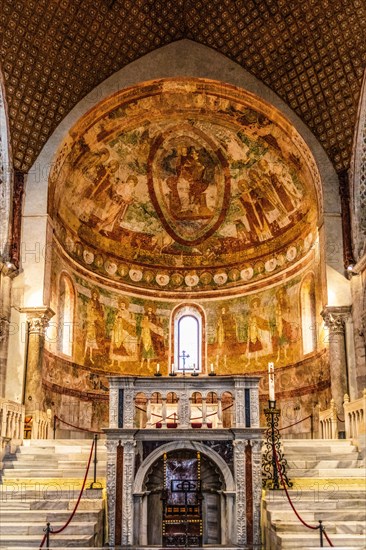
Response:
[139,305,165,369]
[271,287,299,361]
[245,297,272,364]
[110,297,137,365]
[215,306,239,369]
[96,175,138,236]
[84,288,105,365]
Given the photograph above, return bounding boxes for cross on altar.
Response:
[179,350,190,375]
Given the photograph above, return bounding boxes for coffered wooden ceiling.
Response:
[1,0,365,173]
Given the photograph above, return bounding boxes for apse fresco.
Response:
[49,78,320,296]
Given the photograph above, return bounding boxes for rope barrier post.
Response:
[318,520,324,547]
[53,415,56,440]
[89,433,101,489]
[44,522,52,548]
[310,413,314,439]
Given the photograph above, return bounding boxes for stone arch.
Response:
[133,439,236,546]
[133,440,235,494]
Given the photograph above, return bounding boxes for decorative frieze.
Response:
[233,439,246,545]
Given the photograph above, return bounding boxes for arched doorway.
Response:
[144,449,223,547]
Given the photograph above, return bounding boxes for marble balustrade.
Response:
[344,389,366,441]
[0,398,24,449]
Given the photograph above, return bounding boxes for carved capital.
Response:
[321,306,351,334]
[22,307,55,335]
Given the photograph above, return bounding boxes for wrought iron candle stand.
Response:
[262,400,292,490]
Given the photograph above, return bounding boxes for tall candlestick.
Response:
[210,363,214,373]
[156,363,160,373]
[268,362,275,402]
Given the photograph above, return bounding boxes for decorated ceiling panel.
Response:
[1,0,366,173]
[50,78,319,295]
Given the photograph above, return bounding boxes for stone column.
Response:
[321,306,351,413]
[22,307,54,412]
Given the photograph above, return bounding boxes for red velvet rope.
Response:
[39,438,95,548]
[279,414,312,431]
[55,415,104,434]
[273,445,334,547]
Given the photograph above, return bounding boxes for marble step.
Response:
[273,532,366,548]
[0,534,96,547]
[0,521,98,535]
[286,460,361,468]
[272,520,366,534]
[266,492,366,506]
[2,468,103,481]
[282,437,353,448]
[286,467,366,477]
[0,496,104,510]
[0,509,103,522]
[3,460,107,469]
[266,509,366,522]
[264,499,366,510]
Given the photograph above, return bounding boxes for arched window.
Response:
[300,273,317,355]
[58,274,75,356]
[173,305,203,373]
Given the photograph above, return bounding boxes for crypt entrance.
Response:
[144,449,222,547]
[106,375,262,547]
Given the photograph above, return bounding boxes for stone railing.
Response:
[0,398,25,450]
[319,399,339,439]
[109,375,261,430]
[344,390,366,442]
[24,409,52,440]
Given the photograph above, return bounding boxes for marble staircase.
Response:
[262,439,366,550]
[0,439,107,548]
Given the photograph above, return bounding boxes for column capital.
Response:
[21,306,55,335]
[321,305,351,334]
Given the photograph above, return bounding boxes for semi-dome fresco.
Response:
[49,78,321,295]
